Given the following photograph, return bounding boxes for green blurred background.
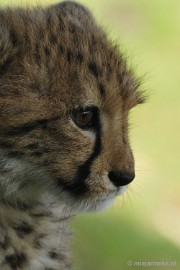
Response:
[1,0,179,269]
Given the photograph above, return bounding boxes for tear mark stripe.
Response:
[58,110,102,196]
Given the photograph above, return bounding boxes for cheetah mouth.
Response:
[95,185,127,201]
[97,185,127,203]
[67,185,128,212]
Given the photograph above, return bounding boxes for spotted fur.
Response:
[0,1,145,269]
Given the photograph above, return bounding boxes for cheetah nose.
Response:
[108,171,135,187]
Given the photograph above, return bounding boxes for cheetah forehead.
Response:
[0,1,145,110]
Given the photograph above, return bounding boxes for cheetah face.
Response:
[0,2,145,211]
[63,103,135,211]
[51,81,138,212]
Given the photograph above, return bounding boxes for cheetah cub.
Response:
[0,1,144,269]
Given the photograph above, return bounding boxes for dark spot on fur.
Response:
[88,62,102,78]
[72,32,79,45]
[58,18,65,32]
[49,250,58,259]
[68,24,76,33]
[25,143,39,149]
[38,119,49,128]
[33,234,47,249]
[68,70,78,83]
[90,36,98,54]
[7,151,24,158]
[122,135,127,145]
[13,222,33,238]
[50,34,58,45]
[42,158,53,166]
[31,211,50,218]
[1,118,50,137]
[118,71,126,86]
[0,166,11,173]
[67,49,74,64]
[0,141,13,148]
[4,198,32,210]
[98,82,105,97]
[0,57,14,76]
[34,44,41,66]
[29,81,41,92]
[24,31,30,44]
[0,235,10,250]
[90,45,96,54]
[39,28,45,40]
[59,44,65,54]
[107,65,112,77]
[47,15,52,28]
[33,239,41,249]
[10,29,18,47]
[19,181,29,190]
[45,46,51,56]
[30,151,44,157]
[30,146,51,157]
[5,253,27,269]
[76,52,84,64]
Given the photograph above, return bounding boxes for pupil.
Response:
[77,111,92,126]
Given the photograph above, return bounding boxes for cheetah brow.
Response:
[0,117,59,137]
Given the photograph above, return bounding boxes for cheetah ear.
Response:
[51,1,94,29]
[52,1,92,17]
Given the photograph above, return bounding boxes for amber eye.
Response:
[71,107,98,129]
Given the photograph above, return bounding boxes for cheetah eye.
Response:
[71,106,98,130]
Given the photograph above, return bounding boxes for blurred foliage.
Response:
[0,0,180,269]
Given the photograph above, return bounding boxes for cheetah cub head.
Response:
[0,2,145,212]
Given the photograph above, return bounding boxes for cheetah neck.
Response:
[0,194,73,270]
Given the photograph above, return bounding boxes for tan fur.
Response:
[0,1,145,269]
